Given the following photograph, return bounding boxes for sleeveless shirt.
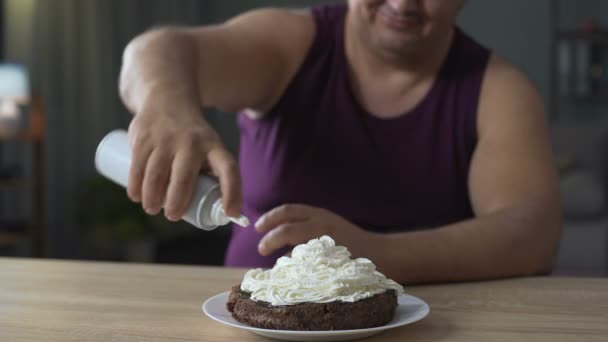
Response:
[225,2,490,267]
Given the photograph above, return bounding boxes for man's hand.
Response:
[127,99,242,221]
[255,204,375,257]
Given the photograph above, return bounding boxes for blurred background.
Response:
[0,0,606,276]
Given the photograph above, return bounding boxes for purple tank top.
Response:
[225,3,490,268]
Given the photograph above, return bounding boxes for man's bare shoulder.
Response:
[478,54,546,134]
[483,54,539,96]
[224,7,313,32]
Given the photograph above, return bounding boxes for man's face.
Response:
[348,0,466,54]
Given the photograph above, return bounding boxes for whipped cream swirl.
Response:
[240,236,404,306]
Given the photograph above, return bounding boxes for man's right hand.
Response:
[127,101,242,221]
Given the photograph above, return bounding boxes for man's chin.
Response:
[372,35,421,55]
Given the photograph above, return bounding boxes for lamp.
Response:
[0,63,30,136]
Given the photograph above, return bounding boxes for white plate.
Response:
[202,292,430,341]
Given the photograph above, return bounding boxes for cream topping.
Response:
[240,236,404,306]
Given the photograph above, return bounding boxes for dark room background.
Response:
[1,0,607,276]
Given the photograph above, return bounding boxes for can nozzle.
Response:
[228,214,250,227]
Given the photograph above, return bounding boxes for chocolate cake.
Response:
[227,285,398,330]
[225,236,404,331]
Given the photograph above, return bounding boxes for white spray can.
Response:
[95,129,249,230]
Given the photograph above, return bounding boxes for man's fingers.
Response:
[208,148,242,217]
[255,204,311,233]
[141,148,172,215]
[127,141,153,203]
[258,222,312,256]
[164,149,201,221]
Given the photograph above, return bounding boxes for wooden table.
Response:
[1,258,606,341]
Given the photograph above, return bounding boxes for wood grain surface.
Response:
[0,258,606,341]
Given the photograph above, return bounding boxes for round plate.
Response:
[202,292,430,342]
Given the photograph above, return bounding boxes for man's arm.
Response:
[371,55,561,283]
[120,8,313,113]
[118,9,313,219]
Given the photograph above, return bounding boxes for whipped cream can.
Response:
[95,129,249,230]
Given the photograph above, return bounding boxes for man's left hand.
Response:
[255,204,374,257]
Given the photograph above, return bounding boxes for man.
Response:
[119,0,561,284]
